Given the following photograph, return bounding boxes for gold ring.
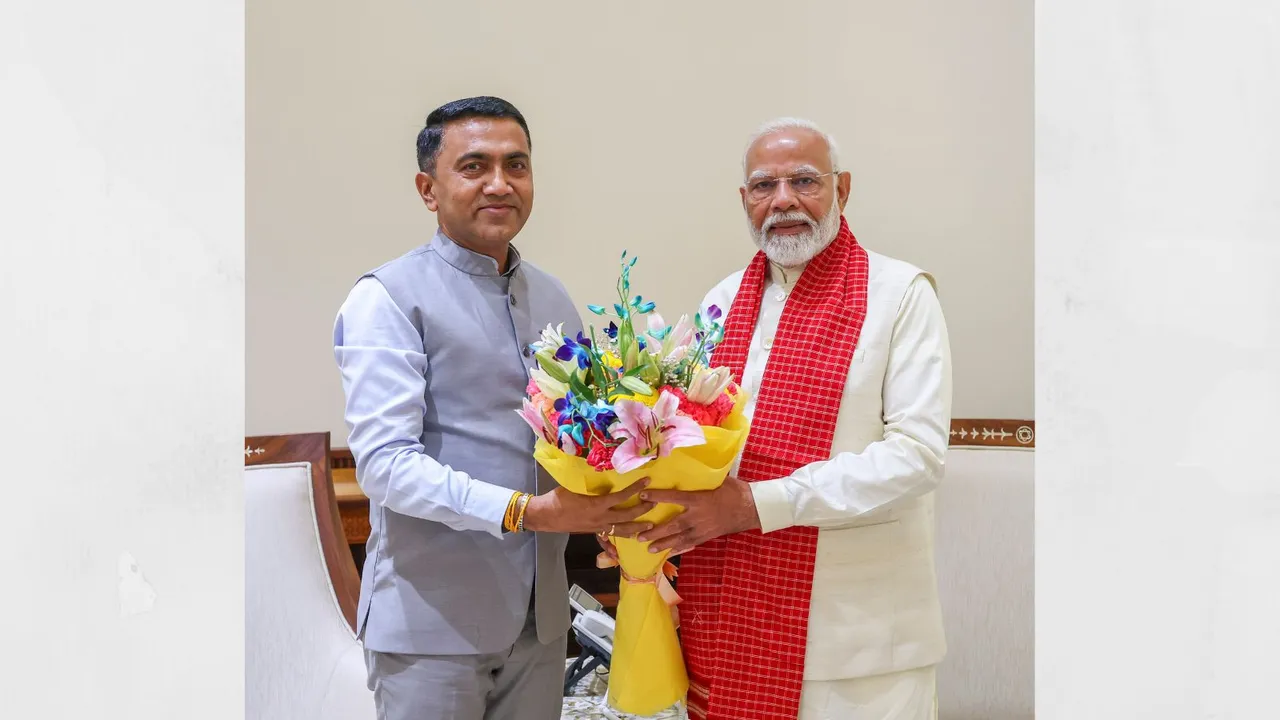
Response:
[608,524,616,536]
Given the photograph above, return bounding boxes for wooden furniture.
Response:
[244,432,375,718]
[328,449,368,542]
[247,432,362,632]
[946,418,1036,449]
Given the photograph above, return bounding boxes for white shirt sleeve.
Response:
[333,277,514,538]
[749,274,953,532]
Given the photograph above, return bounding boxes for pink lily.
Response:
[515,398,556,444]
[609,390,706,473]
[647,312,696,363]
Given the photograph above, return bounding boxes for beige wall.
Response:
[247,0,1032,443]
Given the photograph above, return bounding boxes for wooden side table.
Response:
[331,467,371,545]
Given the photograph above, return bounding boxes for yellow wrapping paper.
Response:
[533,391,750,716]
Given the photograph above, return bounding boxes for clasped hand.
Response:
[522,479,655,536]
[595,475,760,559]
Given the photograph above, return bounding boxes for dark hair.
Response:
[415,96,531,174]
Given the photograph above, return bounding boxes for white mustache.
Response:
[762,211,816,235]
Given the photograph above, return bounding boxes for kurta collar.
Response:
[431,228,522,277]
[767,259,808,289]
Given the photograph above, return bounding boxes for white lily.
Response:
[687,365,733,404]
[530,367,568,399]
[538,322,566,350]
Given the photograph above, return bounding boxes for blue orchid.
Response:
[677,304,726,382]
[629,295,657,314]
[553,392,588,445]
[584,403,618,434]
[694,304,723,330]
[557,416,588,447]
[554,331,593,369]
[554,392,617,443]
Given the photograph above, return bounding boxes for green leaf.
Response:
[619,376,654,396]
[588,326,611,392]
[568,370,596,403]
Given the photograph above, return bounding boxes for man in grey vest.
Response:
[333,96,653,720]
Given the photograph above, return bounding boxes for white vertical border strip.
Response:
[1037,1,1280,718]
[0,0,244,718]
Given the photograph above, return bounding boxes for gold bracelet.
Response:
[502,491,522,533]
[515,493,532,533]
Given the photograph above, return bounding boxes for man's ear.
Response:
[415,172,438,212]
[836,171,851,211]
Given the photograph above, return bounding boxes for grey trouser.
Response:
[364,610,567,720]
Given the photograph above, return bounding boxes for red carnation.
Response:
[525,377,541,397]
[586,442,617,471]
[705,391,735,426]
[659,385,732,427]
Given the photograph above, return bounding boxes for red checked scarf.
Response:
[679,216,869,720]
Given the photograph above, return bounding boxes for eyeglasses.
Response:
[745,171,838,201]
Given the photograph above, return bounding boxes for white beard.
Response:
[748,197,842,268]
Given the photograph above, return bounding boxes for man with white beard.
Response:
[635,118,953,719]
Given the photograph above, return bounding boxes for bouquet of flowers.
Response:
[517,252,750,716]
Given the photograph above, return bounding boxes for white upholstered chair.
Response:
[934,441,1035,719]
[245,432,374,720]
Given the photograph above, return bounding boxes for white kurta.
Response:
[700,249,952,718]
